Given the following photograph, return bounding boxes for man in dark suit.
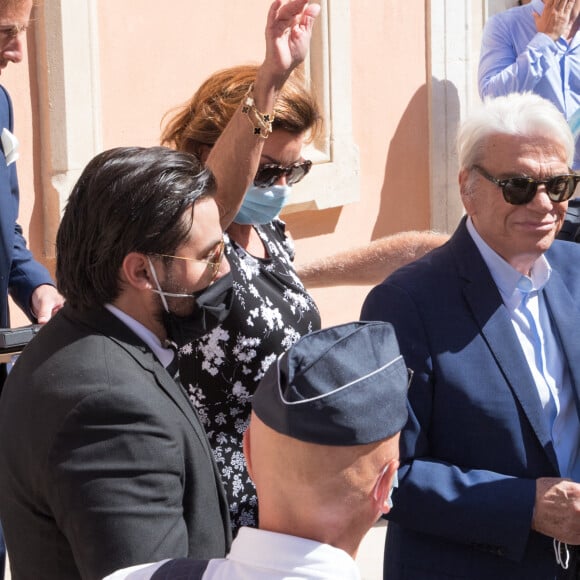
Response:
[0,1,320,577]
[0,1,64,576]
[362,92,580,579]
[0,146,237,580]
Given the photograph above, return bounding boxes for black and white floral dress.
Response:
[178,219,321,535]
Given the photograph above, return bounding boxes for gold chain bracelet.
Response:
[242,84,275,139]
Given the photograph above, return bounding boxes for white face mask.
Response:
[233,184,292,225]
[388,471,399,508]
[373,464,399,511]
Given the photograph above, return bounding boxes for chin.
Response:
[536,233,557,253]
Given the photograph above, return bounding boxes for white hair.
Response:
[457,92,575,169]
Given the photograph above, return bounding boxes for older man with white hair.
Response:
[363,92,580,579]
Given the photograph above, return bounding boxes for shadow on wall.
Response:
[371,84,431,240]
[284,206,341,240]
[371,80,461,239]
[286,80,462,242]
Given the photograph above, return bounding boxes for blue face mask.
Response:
[234,184,292,225]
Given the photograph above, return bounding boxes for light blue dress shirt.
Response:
[478,0,580,168]
[466,218,580,480]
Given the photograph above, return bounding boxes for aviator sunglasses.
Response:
[253,159,312,188]
[473,164,580,205]
[153,238,226,283]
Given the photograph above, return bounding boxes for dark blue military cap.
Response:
[252,321,409,446]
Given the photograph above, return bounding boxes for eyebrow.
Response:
[260,153,303,165]
[197,236,223,258]
[0,23,28,31]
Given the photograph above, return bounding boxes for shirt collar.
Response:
[228,527,361,579]
[104,303,175,368]
[466,217,551,306]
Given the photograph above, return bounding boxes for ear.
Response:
[458,168,475,215]
[121,252,155,291]
[242,424,254,481]
[373,459,399,515]
[458,167,469,194]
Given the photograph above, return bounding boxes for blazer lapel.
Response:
[71,306,215,461]
[451,222,559,469]
[544,269,580,409]
[152,364,215,460]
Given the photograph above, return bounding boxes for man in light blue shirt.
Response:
[479,0,580,168]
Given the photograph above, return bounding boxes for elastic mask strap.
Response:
[554,538,570,570]
[147,256,170,313]
[373,461,398,512]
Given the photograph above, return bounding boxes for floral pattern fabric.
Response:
[178,220,321,535]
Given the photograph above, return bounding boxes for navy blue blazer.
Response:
[361,218,580,580]
[0,84,53,329]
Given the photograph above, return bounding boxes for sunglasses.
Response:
[473,164,580,205]
[153,238,225,283]
[254,160,312,188]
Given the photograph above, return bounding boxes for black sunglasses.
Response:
[473,165,580,205]
[254,160,312,188]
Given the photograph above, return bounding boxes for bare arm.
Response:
[207,0,321,229]
[296,230,449,288]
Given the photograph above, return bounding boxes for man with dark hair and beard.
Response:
[0,146,235,580]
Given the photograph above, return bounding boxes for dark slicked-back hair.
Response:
[56,146,215,310]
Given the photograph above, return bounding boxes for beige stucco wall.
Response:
[289,1,431,326]
[8,1,431,327]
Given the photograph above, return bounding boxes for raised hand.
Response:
[533,0,579,41]
[263,0,321,86]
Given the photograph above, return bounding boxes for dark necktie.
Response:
[165,345,180,382]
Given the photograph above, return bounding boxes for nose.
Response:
[2,35,25,64]
[529,184,557,211]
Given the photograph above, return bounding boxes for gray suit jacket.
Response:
[0,304,231,580]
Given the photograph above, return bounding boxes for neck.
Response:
[257,503,371,559]
[227,222,268,258]
[508,254,539,277]
[226,222,253,246]
[112,291,167,342]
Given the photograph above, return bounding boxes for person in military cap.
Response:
[104,320,409,580]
